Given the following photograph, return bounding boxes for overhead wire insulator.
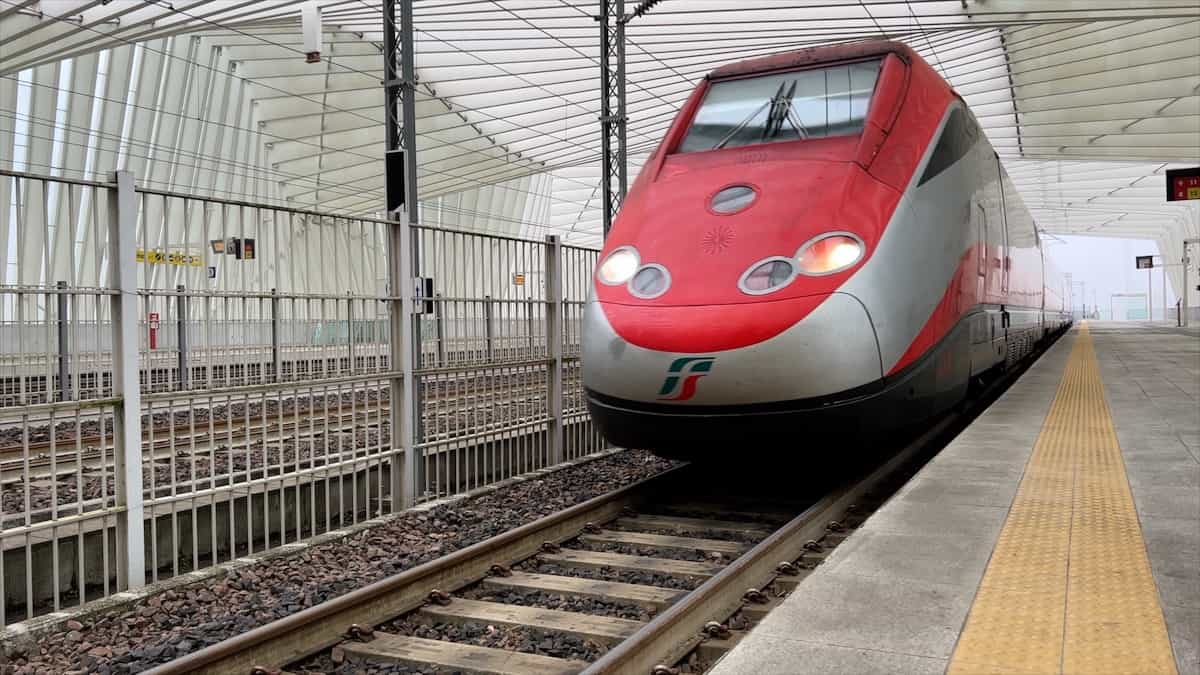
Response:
[629,0,664,20]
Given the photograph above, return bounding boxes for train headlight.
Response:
[629,264,670,299]
[796,233,865,276]
[597,246,640,285]
[739,257,796,295]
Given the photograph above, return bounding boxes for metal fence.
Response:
[0,168,607,625]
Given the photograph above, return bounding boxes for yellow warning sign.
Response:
[136,249,203,266]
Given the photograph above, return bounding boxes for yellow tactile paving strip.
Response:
[949,324,1178,675]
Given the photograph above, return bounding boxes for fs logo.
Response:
[657,357,716,401]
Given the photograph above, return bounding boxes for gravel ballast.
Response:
[516,559,703,591]
[3,450,676,674]
[456,585,653,622]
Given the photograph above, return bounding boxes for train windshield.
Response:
[678,59,882,153]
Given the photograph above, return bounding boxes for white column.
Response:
[544,235,564,465]
[388,206,417,509]
[107,170,145,590]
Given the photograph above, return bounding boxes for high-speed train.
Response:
[582,40,1071,459]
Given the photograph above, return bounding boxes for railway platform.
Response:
[710,321,1200,675]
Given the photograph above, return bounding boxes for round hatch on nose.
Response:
[710,185,757,214]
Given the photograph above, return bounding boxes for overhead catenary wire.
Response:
[2,0,1196,242]
[0,0,609,196]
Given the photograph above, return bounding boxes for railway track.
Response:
[138,329,1050,675]
[2,392,591,525]
[0,383,581,484]
[139,424,945,675]
[0,373,561,457]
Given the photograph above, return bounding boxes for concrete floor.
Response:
[709,322,1199,675]
[1091,322,1199,674]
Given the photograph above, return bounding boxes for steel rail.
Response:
[142,464,685,675]
[130,328,1060,673]
[582,415,958,675]
[584,327,1062,674]
[0,376,552,457]
[0,384,568,485]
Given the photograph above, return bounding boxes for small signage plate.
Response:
[1166,167,1200,201]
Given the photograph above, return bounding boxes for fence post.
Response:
[388,207,418,510]
[347,291,355,374]
[544,235,564,465]
[525,295,534,355]
[107,170,145,591]
[176,284,188,390]
[484,295,494,361]
[271,288,281,382]
[56,280,70,401]
[434,292,446,366]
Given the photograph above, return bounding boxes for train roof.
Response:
[707,40,918,80]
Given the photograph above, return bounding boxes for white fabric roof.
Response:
[1,0,1198,267]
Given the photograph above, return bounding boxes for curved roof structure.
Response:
[2,0,1198,278]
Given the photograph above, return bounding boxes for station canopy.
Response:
[2,0,1198,261]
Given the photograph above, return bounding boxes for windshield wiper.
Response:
[762,80,807,141]
[711,99,772,150]
[785,106,811,140]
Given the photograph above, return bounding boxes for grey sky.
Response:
[1045,236,1185,321]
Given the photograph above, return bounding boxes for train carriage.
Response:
[582,41,1071,459]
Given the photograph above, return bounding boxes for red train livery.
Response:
[582,40,1071,458]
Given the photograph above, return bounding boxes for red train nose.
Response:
[598,294,829,353]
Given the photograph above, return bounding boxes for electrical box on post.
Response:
[386,149,406,216]
[412,277,434,314]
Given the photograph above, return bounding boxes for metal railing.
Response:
[0,168,608,626]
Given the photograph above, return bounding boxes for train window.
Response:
[677,59,881,153]
[918,108,979,186]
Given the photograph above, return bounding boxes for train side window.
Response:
[918,108,977,186]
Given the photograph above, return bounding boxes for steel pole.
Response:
[398,0,425,464]
[56,280,70,401]
[544,235,564,465]
[433,292,446,366]
[176,284,188,390]
[347,291,355,373]
[1184,251,1190,327]
[270,288,281,381]
[383,0,420,509]
[1184,238,1200,327]
[108,170,145,591]
[1065,272,1072,320]
[484,295,495,361]
[599,0,627,238]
